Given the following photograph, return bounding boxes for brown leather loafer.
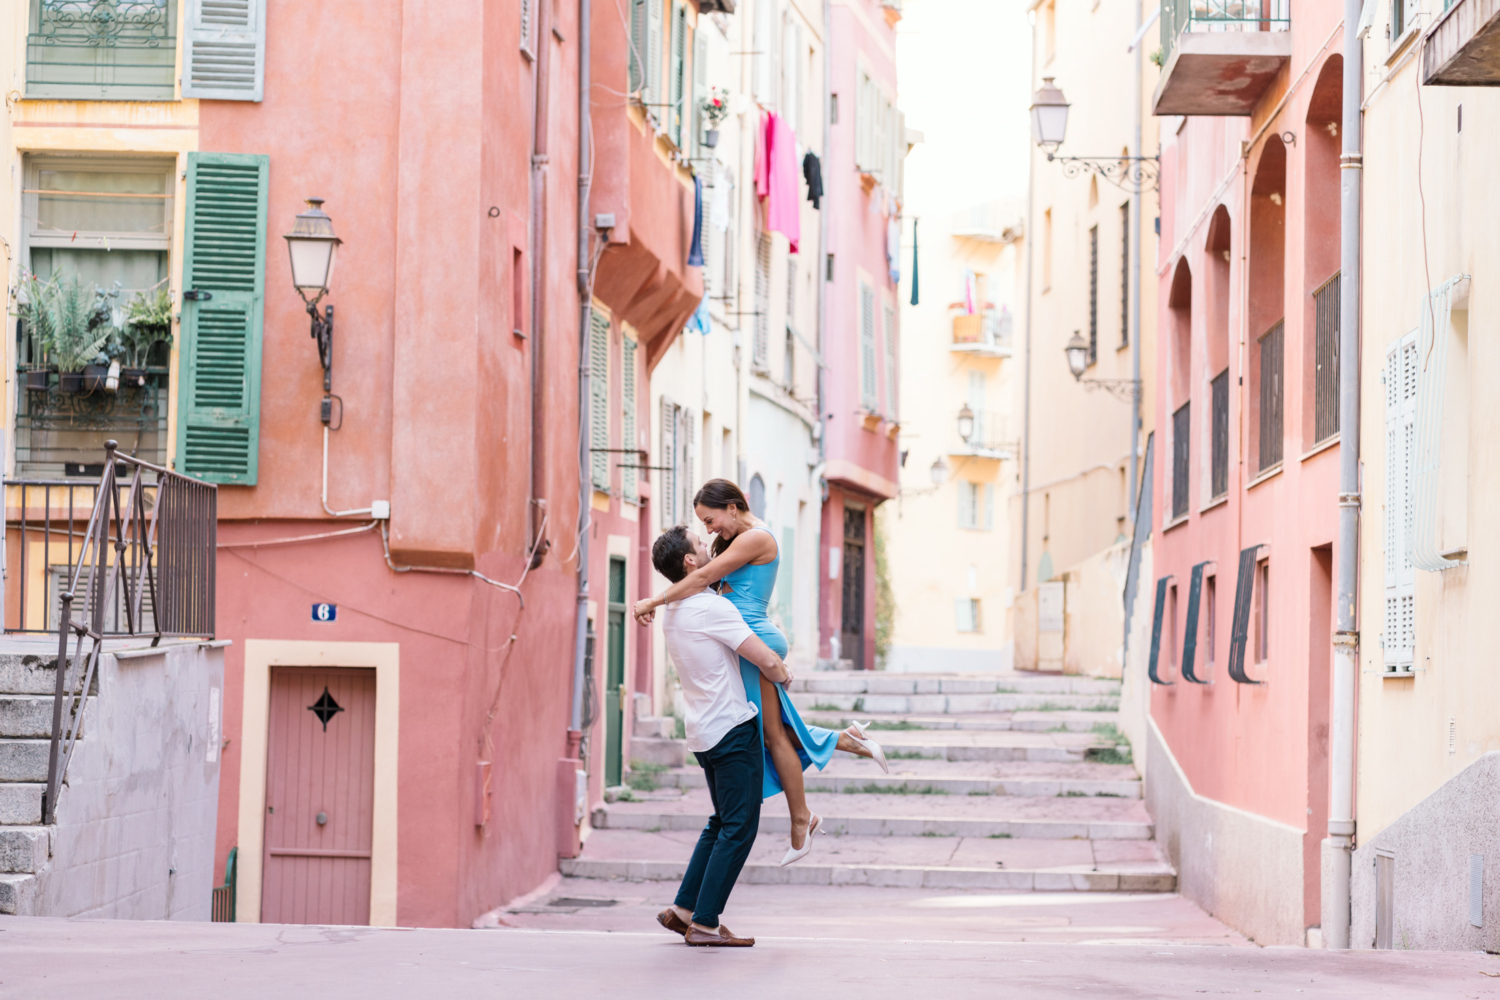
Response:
[684,923,755,947]
[657,908,690,936]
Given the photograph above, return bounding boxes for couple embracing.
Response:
[634,478,889,947]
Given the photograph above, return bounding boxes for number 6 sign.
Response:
[312,603,337,622]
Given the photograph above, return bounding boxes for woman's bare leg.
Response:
[838,730,873,757]
[759,674,813,849]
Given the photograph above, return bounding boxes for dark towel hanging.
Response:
[688,175,704,267]
[802,151,823,210]
[910,217,919,306]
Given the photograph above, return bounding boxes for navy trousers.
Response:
[673,718,763,928]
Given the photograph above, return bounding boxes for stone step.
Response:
[0,695,93,740]
[790,692,1119,715]
[0,784,44,826]
[629,737,685,769]
[0,654,60,696]
[597,789,1154,840]
[0,826,50,874]
[560,856,1174,891]
[653,767,1140,799]
[0,872,39,915]
[789,672,1122,697]
[849,728,1117,763]
[0,740,50,782]
[564,829,1175,892]
[799,710,1121,734]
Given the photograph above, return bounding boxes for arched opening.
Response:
[1169,259,1193,519]
[1205,205,1232,499]
[1248,137,1287,473]
[1304,56,1343,449]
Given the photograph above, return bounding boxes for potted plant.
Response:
[79,282,125,392]
[15,271,58,393]
[26,274,114,393]
[700,86,730,148]
[121,280,173,388]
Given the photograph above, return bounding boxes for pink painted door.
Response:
[262,667,376,925]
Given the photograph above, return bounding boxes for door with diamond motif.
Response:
[262,667,376,925]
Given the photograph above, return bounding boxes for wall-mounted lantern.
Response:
[284,198,343,402]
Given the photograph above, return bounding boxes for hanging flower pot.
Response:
[82,364,110,392]
[24,368,51,393]
[58,371,85,393]
[703,128,720,148]
[120,367,148,389]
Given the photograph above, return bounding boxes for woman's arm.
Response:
[633,529,774,623]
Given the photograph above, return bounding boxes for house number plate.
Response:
[312,603,337,622]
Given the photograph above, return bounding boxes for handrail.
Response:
[35,441,217,825]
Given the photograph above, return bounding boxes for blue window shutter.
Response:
[176,152,267,484]
[182,0,266,101]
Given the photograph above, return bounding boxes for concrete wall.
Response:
[42,644,224,920]
[1145,717,1305,946]
[1351,753,1500,952]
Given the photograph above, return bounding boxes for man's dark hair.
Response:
[652,525,696,583]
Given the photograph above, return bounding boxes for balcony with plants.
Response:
[1153,0,1291,116]
[14,273,172,477]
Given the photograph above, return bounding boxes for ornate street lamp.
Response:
[1030,79,1160,193]
[1064,331,1139,402]
[929,456,949,487]
[957,404,976,443]
[284,198,343,399]
[1065,332,1090,380]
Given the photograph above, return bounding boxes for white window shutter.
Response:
[183,0,265,102]
[984,484,994,531]
[660,396,677,529]
[955,598,973,633]
[681,407,696,522]
[1383,332,1417,670]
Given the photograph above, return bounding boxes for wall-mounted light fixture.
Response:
[1031,78,1160,193]
[284,198,343,408]
[1065,331,1140,402]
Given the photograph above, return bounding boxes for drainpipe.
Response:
[1127,0,1142,526]
[530,0,554,554]
[1019,16,1037,592]
[1324,0,1363,950]
[818,0,832,656]
[571,0,593,735]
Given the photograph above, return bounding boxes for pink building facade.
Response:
[820,0,904,669]
[1147,1,1345,945]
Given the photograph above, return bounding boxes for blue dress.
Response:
[720,526,839,799]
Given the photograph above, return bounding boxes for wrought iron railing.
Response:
[26,0,178,101]
[10,441,217,824]
[1161,0,1291,65]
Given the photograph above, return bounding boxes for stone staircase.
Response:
[0,653,81,915]
[565,671,1175,893]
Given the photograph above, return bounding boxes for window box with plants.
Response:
[13,273,173,473]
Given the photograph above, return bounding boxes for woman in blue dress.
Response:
[634,479,888,866]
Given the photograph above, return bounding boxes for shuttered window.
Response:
[860,282,876,409]
[1384,331,1417,672]
[679,406,695,522]
[1257,320,1284,472]
[182,0,266,102]
[1120,202,1130,347]
[622,337,638,503]
[1172,402,1190,519]
[884,304,898,421]
[629,0,647,93]
[177,152,267,484]
[520,0,535,56]
[1314,273,1340,444]
[692,31,707,157]
[1210,369,1229,498]
[590,310,611,491]
[659,397,678,528]
[647,0,663,107]
[669,4,687,147]
[753,233,771,368]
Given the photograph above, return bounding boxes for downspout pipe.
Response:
[530,0,554,553]
[1324,0,1363,950]
[571,0,593,734]
[1128,0,1142,526]
[1019,14,1037,592]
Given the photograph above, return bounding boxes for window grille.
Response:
[1210,369,1229,498]
[1088,224,1099,364]
[1120,202,1130,347]
[670,4,687,146]
[1313,273,1340,444]
[1384,331,1417,672]
[1172,402,1190,519]
[1258,320,1284,471]
[28,0,179,101]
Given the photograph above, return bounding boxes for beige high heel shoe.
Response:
[780,814,823,867]
[846,720,890,774]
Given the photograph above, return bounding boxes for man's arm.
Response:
[735,634,789,684]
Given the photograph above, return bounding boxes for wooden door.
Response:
[605,557,627,787]
[262,667,376,925]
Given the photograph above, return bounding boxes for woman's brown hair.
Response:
[693,478,750,557]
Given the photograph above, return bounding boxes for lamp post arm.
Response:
[1046,154,1160,193]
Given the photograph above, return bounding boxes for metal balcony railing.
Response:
[7,441,217,824]
[1161,0,1290,65]
[26,0,178,101]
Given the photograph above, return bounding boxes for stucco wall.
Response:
[40,643,224,920]
[1351,753,1500,952]
[1145,717,1305,946]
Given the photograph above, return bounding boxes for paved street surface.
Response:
[1,884,1497,1000]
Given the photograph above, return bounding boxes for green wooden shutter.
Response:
[176,152,268,484]
[590,310,611,490]
[622,337,638,503]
